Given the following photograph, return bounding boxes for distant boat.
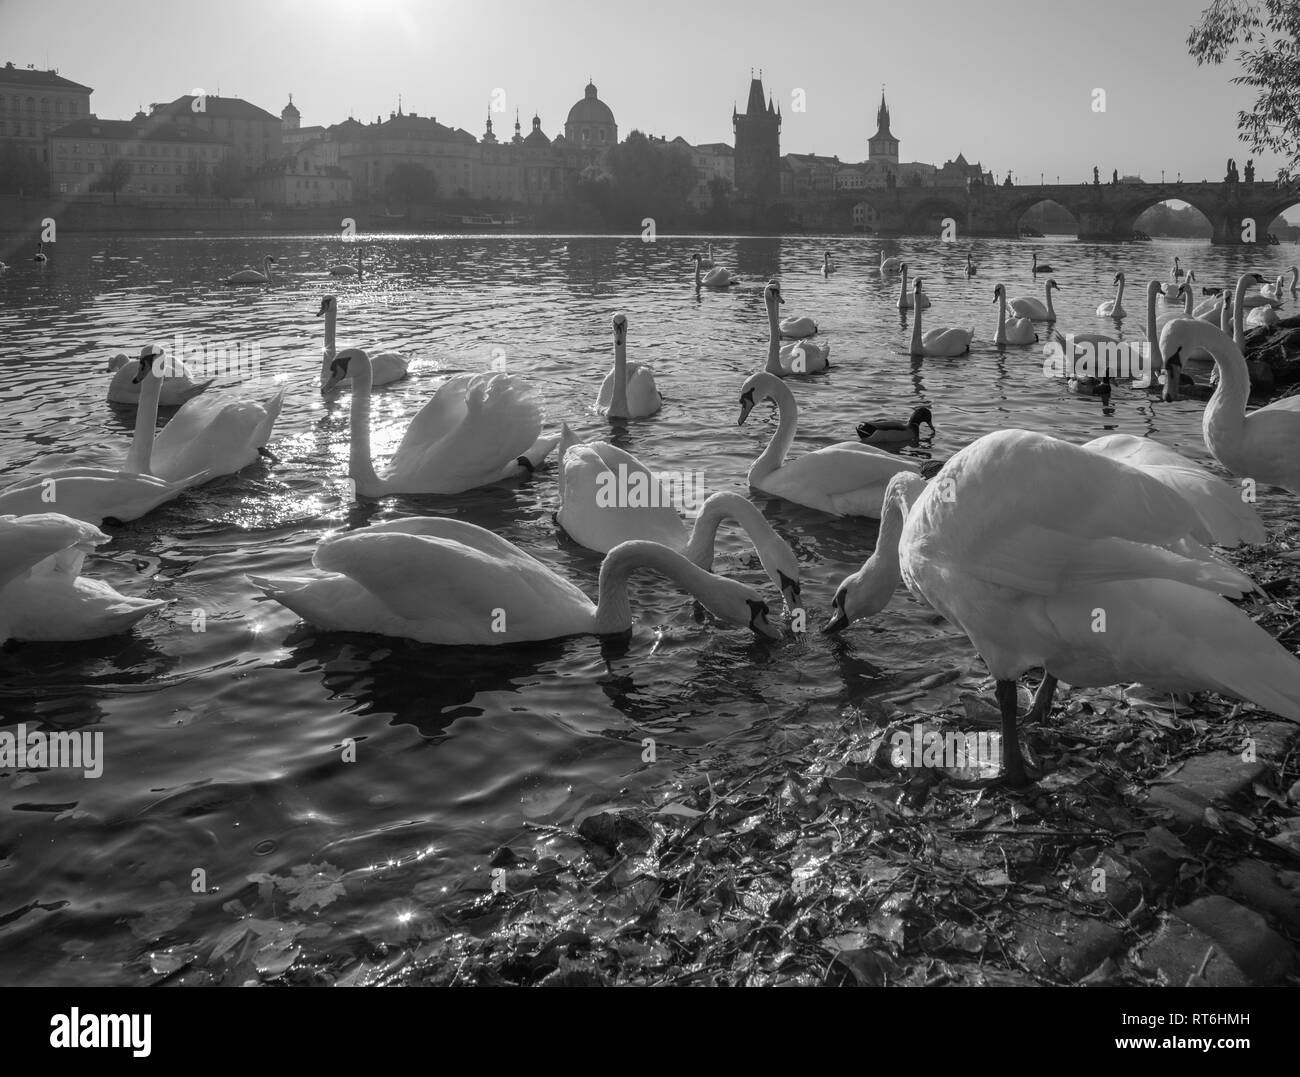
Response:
[1020,226,1044,238]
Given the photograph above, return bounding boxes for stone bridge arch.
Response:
[1107,186,1226,239]
[902,195,967,236]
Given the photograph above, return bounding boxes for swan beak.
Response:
[779,574,800,613]
[822,608,849,635]
[752,614,783,640]
[737,393,755,425]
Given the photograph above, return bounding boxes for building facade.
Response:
[251,139,351,206]
[146,94,282,176]
[48,114,229,198]
[0,62,92,166]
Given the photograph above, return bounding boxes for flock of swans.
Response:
[3,243,1300,787]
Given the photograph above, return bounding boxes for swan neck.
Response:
[996,292,1007,340]
[347,356,382,490]
[1146,284,1163,367]
[1202,327,1250,458]
[910,298,924,352]
[595,540,730,635]
[683,492,771,572]
[749,380,799,484]
[124,369,162,474]
[1045,281,1055,317]
[610,339,629,416]
[764,299,781,373]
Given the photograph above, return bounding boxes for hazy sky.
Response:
[2,0,1290,191]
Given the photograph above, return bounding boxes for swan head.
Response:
[1161,353,1183,402]
[823,563,895,635]
[612,312,627,344]
[323,347,366,394]
[736,371,781,426]
[1047,278,1060,292]
[993,283,1005,301]
[913,277,924,293]
[133,343,165,384]
[1114,272,1124,284]
[764,280,784,308]
[317,295,336,317]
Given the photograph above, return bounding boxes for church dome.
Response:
[566,81,615,127]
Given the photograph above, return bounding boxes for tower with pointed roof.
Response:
[732,71,781,206]
[869,90,898,165]
[482,110,497,144]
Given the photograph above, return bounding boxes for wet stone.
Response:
[1173,895,1297,984]
[1011,911,1124,982]
[1132,917,1252,987]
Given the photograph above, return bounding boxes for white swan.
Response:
[1132,280,1194,402]
[693,253,736,290]
[821,252,833,276]
[879,250,902,273]
[33,243,47,264]
[328,248,362,278]
[317,294,409,391]
[325,348,555,496]
[1260,273,1288,301]
[857,406,934,446]
[106,349,212,406]
[250,519,782,644]
[0,348,210,524]
[1246,302,1280,329]
[596,312,661,418]
[225,256,276,285]
[1008,278,1059,321]
[779,311,819,338]
[737,371,921,517]
[763,281,829,375]
[993,284,1037,344]
[823,430,1300,785]
[1171,255,1185,279]
[1161,318,1300,495]
[1032,252,1054,274]
[909,279,973,357]
[1241,275,1282,309]
[0,513,167,643]
[555,428,800,606]
[1290,265,1299,296]
[1096,271,1127,318]
[897,263,930,310]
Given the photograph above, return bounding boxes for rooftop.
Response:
[50,115,230,144]
[150,94,280,123]
[0,61,92,93]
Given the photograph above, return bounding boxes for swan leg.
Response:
[1025,673,1058,725]
[996,679,1031,787]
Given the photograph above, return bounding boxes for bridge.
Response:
[765,178,1300,244]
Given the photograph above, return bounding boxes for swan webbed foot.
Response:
[1024,673,1059,726]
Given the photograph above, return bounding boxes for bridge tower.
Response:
[733,72,781,209]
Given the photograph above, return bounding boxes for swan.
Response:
[964,253,978,277]
[325,348,555,496]
[909,279,973,356]
[1096,271,1127,318]
[993,283,1037,344]
[106,350,213,406]
[763,281,829,375]
[555,428,800,607]
[596,312,661,418]
[1246,302,1280,329]
[1290,266,1299,296]
[1130,280,1193,402]
[317,294,409,391]
[823,430,1300,786]
[0,513,167,643]
[1161,317,1300,495]
[1171,255,1185,279]
[33,243,47,264]
[821,252,833,276]
[1260,273,1288,300]
[693,253,736,290]
[857,406,934,446]
[897,264,930,310]
[250,519,782,644]
[1032,252,1054,274]
[1008,278,1059,321]
[0,349,210,524]
[1240,276,1281,309]
[737,371,922,517]
[328,248,362,278]
[698,243,715,270]
[879,250,902,273]
[225,256,276,285]
[779,313,819,338]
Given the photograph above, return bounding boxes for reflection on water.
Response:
[0,232,1296,984]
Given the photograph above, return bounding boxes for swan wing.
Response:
[0,513,106,589]
[151,387,282,481]
[558,442,687,552]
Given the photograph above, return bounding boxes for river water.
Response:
[0,232,1295,984]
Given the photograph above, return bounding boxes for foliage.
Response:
[1188,0,1300,184]
[579,130,697,230]
[0,144,49,197]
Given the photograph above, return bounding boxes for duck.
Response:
[555,427,800,607]
[857,406,934,446]
[324,348,556,497]
[993,283,1037,344]
[250,520,782,645]
[1008,278,1059,321]
[764,281,829,375]
[1031,252,1054,274]
[737,371,922,517]
[0,513,167,643]
[1096,271,1127,318]
[317,294,409,390]
[694,253,736,290]
[823,429,1300,786]
[909,279,973,356]
[33,243,47,264]
[596,312,661,418]
[1068,372,1112,402]
[0,347,211,524]
[225,256,276,285]
[897,263,931,310]
[328,247,362,278]
[964,252,978,277]
[878,250,903,273]
[106,350,213,406]
[1161,317,1300,495]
